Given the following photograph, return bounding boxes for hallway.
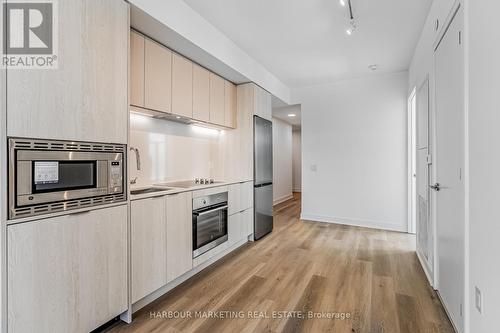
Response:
[109,194,454,333]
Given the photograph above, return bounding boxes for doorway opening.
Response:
[408,87,417,235]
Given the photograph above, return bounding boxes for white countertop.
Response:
[129,179,253,200]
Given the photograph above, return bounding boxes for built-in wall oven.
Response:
[192,192,228,258]
[8,138,126,219]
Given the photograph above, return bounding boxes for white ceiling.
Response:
[182,0,432,88]
[273,104,302,130]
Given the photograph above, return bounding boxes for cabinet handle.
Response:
[69,210,91,216]
[435,19,439,31]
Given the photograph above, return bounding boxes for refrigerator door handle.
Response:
[254,182,273,188]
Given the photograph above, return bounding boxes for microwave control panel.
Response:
[109,160,123,191]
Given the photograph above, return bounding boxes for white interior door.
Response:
[434,6,465,332]
[416,78,433,279]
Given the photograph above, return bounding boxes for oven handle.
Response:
[193,205,228,216]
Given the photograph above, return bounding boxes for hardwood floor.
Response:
[108,193,454,333]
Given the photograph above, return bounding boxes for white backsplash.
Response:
[129,113,222,187]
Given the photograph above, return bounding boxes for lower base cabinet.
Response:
[228,208,253,246]
[7,205,128,333]
[131,196,167,303]
[131,192,193,303]
[166,192,193,283]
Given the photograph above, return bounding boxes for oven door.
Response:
[15,150,122,207]
[192,204,228,258]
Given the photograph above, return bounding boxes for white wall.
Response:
[272,117,293,205]
[294,72,409,232]
[129,114,220,187]
[292,130,302,191]
[468,1,500,332]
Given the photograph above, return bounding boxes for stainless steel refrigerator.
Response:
[254,115,273,240]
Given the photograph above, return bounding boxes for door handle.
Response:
[429,183,441,191]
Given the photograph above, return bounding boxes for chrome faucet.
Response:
[129,147,141,185]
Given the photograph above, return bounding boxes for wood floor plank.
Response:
[282,274,327,333]
[107,193,455,333]
[371,276,401,333]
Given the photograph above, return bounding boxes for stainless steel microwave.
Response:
[8,138,126,219]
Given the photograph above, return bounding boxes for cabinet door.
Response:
[253,85,272,121]
[193,64,210,122]
[228,213,243,246]
[7,0,128,143]
[172,54,193,118]
[131,197,167,303]
[240,181,254,211]
[228,183,241,216]
[241,208,254,238]
[7,205,127,333]
[166,192,193,283]
[229,210,252,245]
[145,38,172,113]
[130,30,145,107]
[224,81,237,128]
[209,73,225,126]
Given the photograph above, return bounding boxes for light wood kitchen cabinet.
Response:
[209,73,226,126]
[7,205,128,333]
[240,181,254,211]
[145,38,172,113]
[193,64,210,122]
[131,196,167,303]
[242,208,254,238]
[172,54,193,118]
[166,192,193,283]
[224,81,237,128]
[228,181,254,216]
[228,207,253,246]
[7,0,128,144]
[130,30,145,108]
[253,85,272,121]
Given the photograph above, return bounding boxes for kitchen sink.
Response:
[131,187,174,195]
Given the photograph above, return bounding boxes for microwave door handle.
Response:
[193,205,228,217]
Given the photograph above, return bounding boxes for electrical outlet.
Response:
[475,286,482,313]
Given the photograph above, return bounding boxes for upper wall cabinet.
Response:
[253,85,272,121]
[224,81,237,128]
[192,64,210,122]
[7,0,129,144]
[209,73,226,126]
[172,54,193,118]
[144,39,172,113]
[129,32,237,129]
[130,31,145,108]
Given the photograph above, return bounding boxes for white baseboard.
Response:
[300,213,407,233]
[273,194,294,206]
[292,188,301,192]
[416,248,435,288]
